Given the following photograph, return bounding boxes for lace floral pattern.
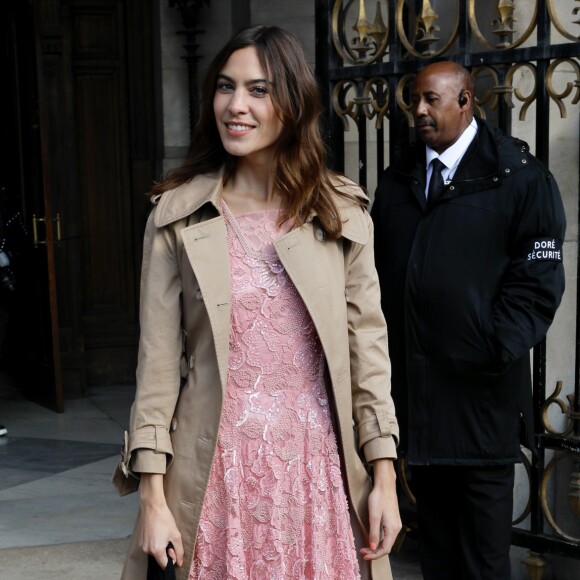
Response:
[190,203,360,580]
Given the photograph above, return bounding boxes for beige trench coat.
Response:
[115,170,399,579]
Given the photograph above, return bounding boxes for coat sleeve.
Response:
[345,210,399,463]
[491,168,566,364]
[127,209,183,475]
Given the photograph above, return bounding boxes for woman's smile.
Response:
[225,122,256,135]
[214,46,283,164]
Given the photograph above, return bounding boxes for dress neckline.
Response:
[220,198,283,219]
[221,199,281,262]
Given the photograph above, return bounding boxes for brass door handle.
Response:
[55,213,61,242]
[32,213,62,247]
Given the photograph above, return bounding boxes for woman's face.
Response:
[213,46,284,165]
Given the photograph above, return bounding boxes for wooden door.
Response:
[68,0,155,385]
[38,0,156,392]
[0,0,64,411]
[1,0,157,407]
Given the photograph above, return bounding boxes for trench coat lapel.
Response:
[274,224,347,393]
[274,209,368,414]
[275,225,329,333]
[181,217,231,392]
[273,206,367,346]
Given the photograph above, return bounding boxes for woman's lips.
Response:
[225,123,255,135]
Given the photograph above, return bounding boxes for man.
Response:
[371,61,566,579]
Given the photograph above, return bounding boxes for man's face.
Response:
[410,65,466,154]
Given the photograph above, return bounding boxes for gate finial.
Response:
[492,0,517,48]
[416,0,441,56]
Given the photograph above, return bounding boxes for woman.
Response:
[114,25,400,580]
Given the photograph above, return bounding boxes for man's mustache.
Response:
[416,118,435,128]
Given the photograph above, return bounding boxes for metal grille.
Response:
[315,0,580,573]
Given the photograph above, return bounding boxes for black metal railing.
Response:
[316,1,580,576]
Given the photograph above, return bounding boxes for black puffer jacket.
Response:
[372,117,566,465]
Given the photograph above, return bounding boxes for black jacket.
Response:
[371,117,566,465]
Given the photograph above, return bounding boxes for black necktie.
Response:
[427,158,445,207]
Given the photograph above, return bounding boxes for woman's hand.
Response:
[139,473,184,569]
[359,459,402,561]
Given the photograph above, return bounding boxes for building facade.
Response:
[2,1,579,577]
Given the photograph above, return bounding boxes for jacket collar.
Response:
[397,116,530,182]
[452,117,500,182]
[152,168,370,244]
[153,170,224,228]
[394,116,535,208]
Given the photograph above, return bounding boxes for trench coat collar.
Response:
[152,168,370,244]
[309,175,370,245]
[153,169,224,227]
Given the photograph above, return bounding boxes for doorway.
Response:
[0,0,159,410]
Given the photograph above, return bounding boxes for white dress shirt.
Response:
[425,117,478,199]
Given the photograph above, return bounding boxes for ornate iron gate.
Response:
[315,1,580,576]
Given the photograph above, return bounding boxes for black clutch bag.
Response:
[146,547,176,580]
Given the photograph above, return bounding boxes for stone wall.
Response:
[157,0,314,176]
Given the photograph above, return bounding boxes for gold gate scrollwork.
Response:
[332,1,580,63]
[332,80,358,131]
[332,0,389,65]
[363,77,390,128]
[546,58,580,119]
[332,77,391,130]
[396,0,459,58]
[468,0,537,50]
[504,63,537,122]
[395,74,415,128]
[542,380,574,437]
[539,381,580,542]
[470,65,501,119]
[541,452,580,542]
[547,0,580,42]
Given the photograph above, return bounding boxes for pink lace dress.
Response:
[190,203,360,579]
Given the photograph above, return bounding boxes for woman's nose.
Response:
[228,89,248,113]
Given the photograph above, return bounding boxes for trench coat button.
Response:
[170,417,178,432]
[449,185,455,191]
[505,168,511,174]
[189,354,195,369]
[195,289,203,301]
[315,229,325,242]
[493,177,499,182]
[522,158,527,164]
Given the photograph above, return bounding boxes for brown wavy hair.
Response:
[150,25,364,238]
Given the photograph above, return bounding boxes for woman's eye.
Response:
[217,82,233,92]
[251,86,268,96]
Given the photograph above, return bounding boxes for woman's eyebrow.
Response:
[217,73,270,85]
